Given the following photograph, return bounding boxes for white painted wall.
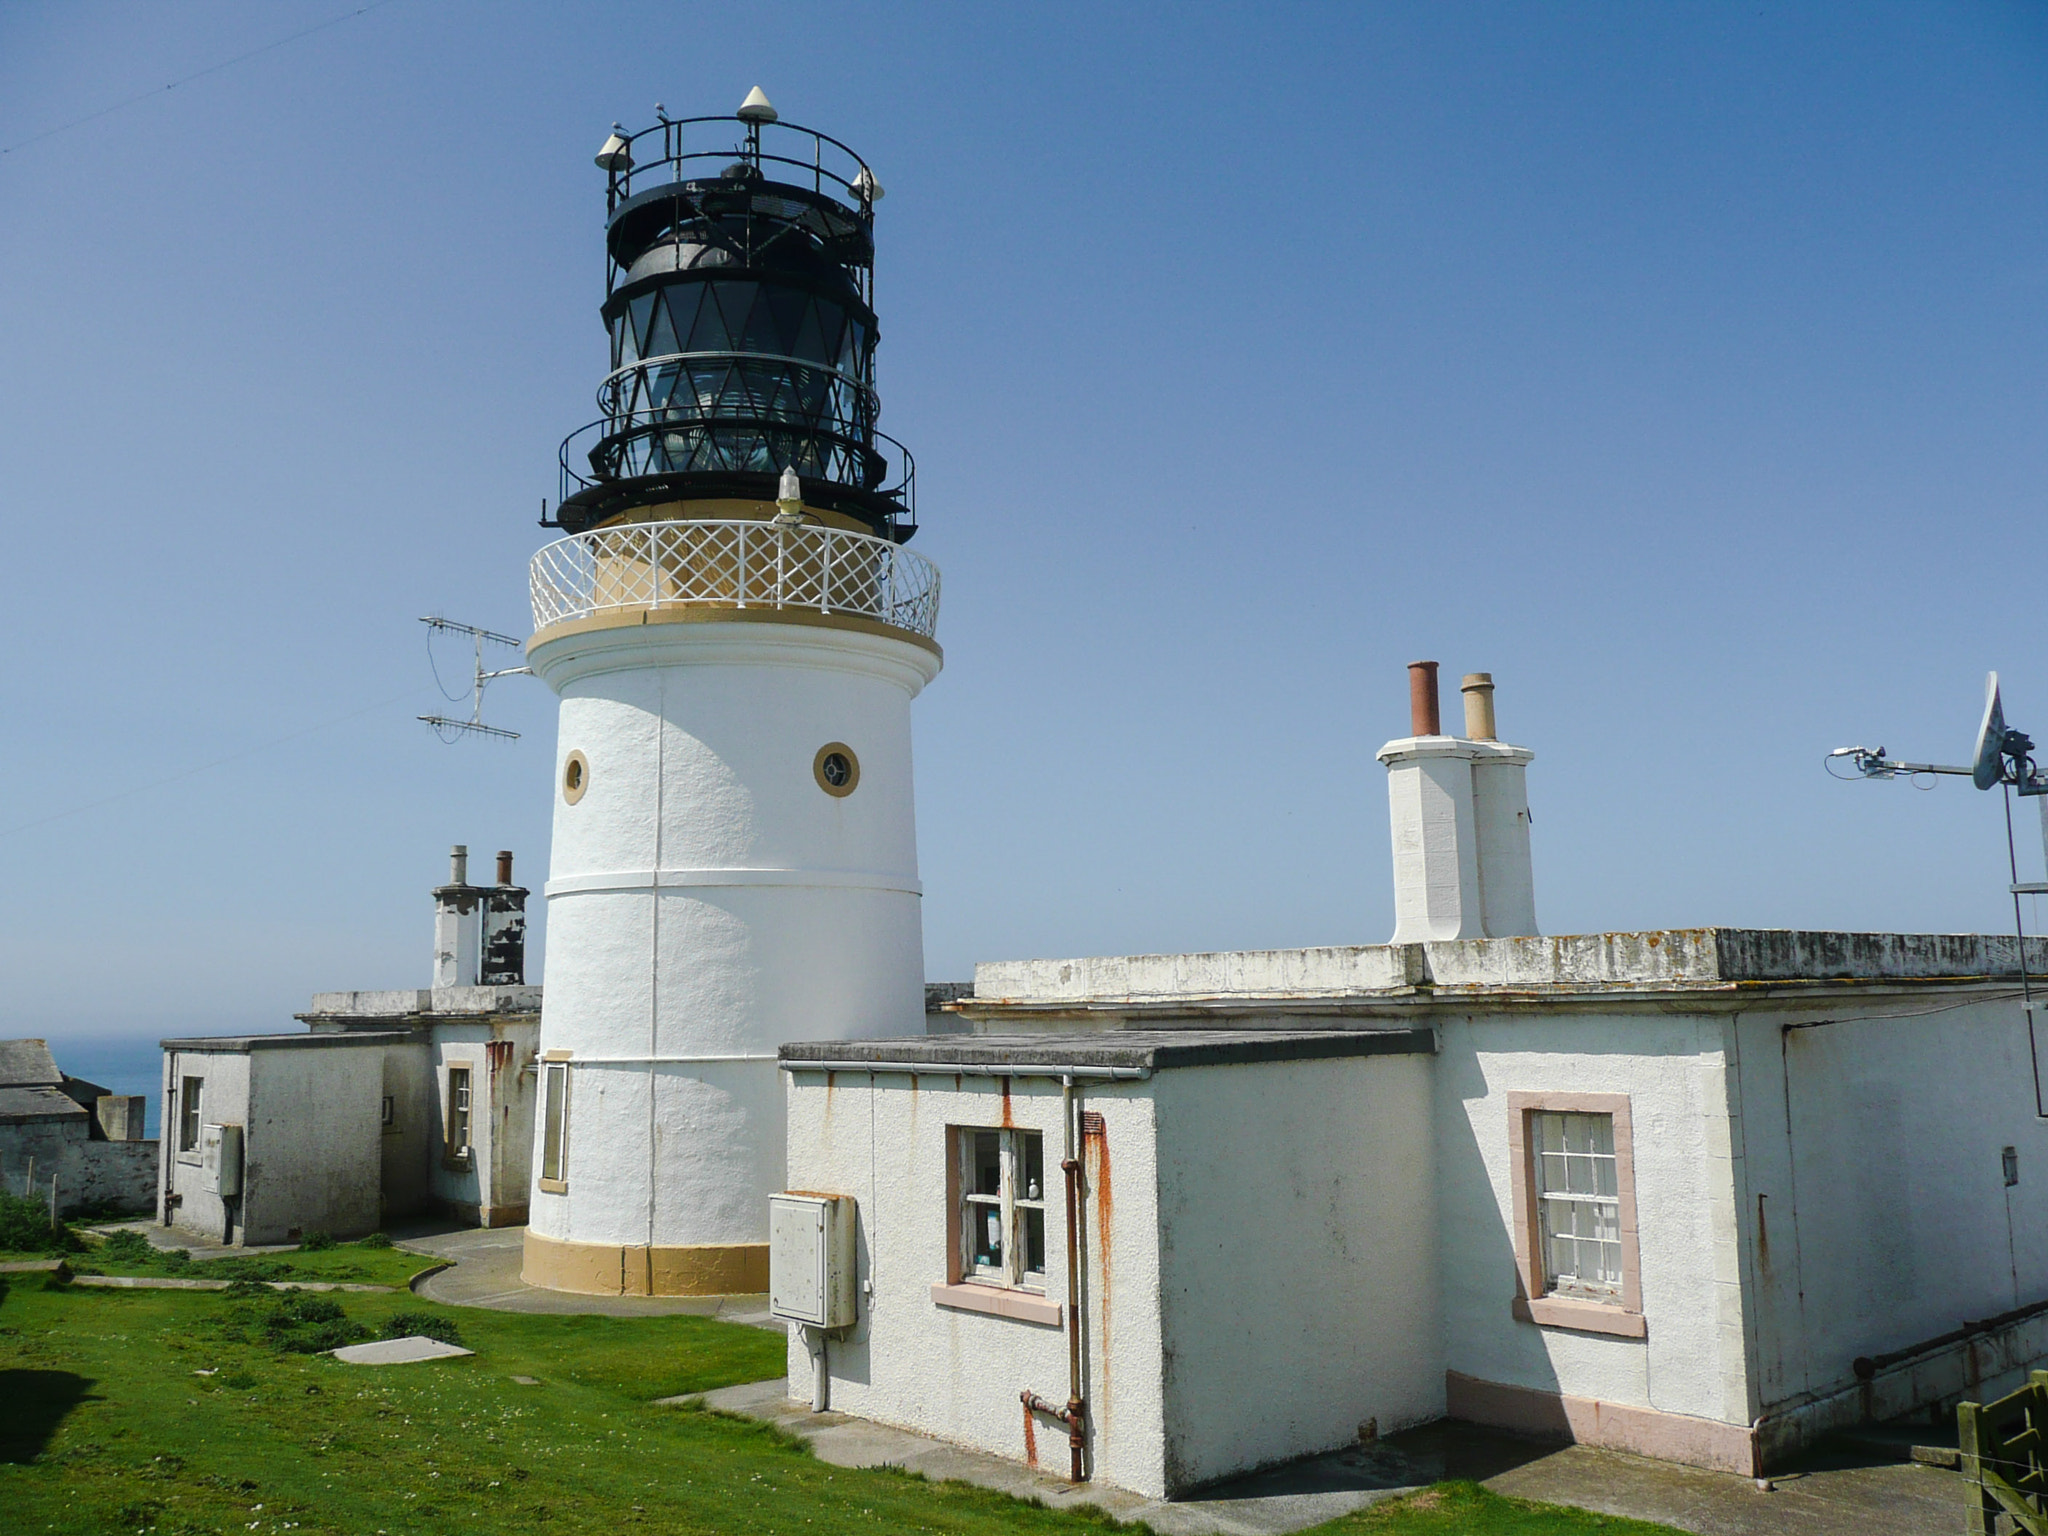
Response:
[1729,994,2048,1420]
[783,1071,1170,1495]
[379,1041,433,1217]
[1152,1055,1441,1489]
[164,1043,389,1245]
[243,1045,385,1244]
[527,621,940,1257]
[163,1048,251,1243]
[1433,1009,1752,1429]
[429,1021,538,1224]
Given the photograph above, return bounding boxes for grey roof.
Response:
[0,1084,89,1122]
[161,1031,415,1053]
[780,1029,1436,1074]
[0,1039,61,1088]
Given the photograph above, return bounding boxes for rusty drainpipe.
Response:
[1408,660,1442,737]
[1055,1072,1088,1481]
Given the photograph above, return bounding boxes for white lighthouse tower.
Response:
[520,94,941,1296]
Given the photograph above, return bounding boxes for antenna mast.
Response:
[419,616,529,741]
[1830,672,2048,1115]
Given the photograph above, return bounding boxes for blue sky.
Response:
[4,1,2047,1060]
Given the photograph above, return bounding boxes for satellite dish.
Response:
[1973,671,2008,789]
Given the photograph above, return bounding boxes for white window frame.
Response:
[538,1058,570,1191]
[444,1065,473,1164]
[952,1126,1047,1293]
[1533,1110,1622,1300]
[176,1075,204,1161]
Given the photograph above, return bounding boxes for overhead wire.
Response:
[1,1,400,159]
[427,625,473,702]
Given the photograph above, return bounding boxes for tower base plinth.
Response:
[520,1230,769,1297]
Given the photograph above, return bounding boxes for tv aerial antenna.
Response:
[1829,672,2048,1113]
[418,616,530,742]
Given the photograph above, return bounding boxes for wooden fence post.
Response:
[1960,1400,1998,1536]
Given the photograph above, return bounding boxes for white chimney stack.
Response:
[433,843,484,988]
[1377,664,1538,944]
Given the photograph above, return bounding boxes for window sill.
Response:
[537,1177,568,1195]
[175,1152,201,1166]
[1513,1294,1647,1339]
[930,1282,1063,1328]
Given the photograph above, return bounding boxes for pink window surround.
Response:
[937,1123,1062,1329]
[930,1281,1063,1327]
[1506,1090,1646,1340]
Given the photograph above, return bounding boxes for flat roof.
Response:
[161,1032,414,1053]
[780,1028,1436,1076]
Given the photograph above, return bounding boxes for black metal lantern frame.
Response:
[553,112,916,541]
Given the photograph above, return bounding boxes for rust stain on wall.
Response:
[999,1076,1013,1128]
[1085,1117,1113,1399]
[1021,1401,1038,1467]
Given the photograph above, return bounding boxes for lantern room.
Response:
[554,91,914,541]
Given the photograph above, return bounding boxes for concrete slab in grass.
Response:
[330,1335,473,1365]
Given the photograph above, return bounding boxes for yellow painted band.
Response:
[520,1230,769,1297]
[529,602,942,659]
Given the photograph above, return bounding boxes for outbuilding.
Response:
[781,929,2048,1495]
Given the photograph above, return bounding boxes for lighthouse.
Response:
[520,92,941,1296]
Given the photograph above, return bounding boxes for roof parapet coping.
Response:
[160,1032,417,1053]
[300,984,543,1021]
[965,929,2048,1007]
[781,1029,1438,1075]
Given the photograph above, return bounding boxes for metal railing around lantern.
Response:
[529,519,941,641]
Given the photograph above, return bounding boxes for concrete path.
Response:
[393,1222,775,1325]
[673,1379,1960,1536]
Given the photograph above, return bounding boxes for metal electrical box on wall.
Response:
[200,1123,244,1198]
[768,1192,856,1327]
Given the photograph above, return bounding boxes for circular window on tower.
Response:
[813,743,860,797]
[562,750,590,805]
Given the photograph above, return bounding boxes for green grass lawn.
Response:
[58,1232,436,1289]
[0,1268,1684,1536]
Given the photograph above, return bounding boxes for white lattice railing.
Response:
[529,519,941,641]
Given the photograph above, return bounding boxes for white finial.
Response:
[738,86,778,124]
